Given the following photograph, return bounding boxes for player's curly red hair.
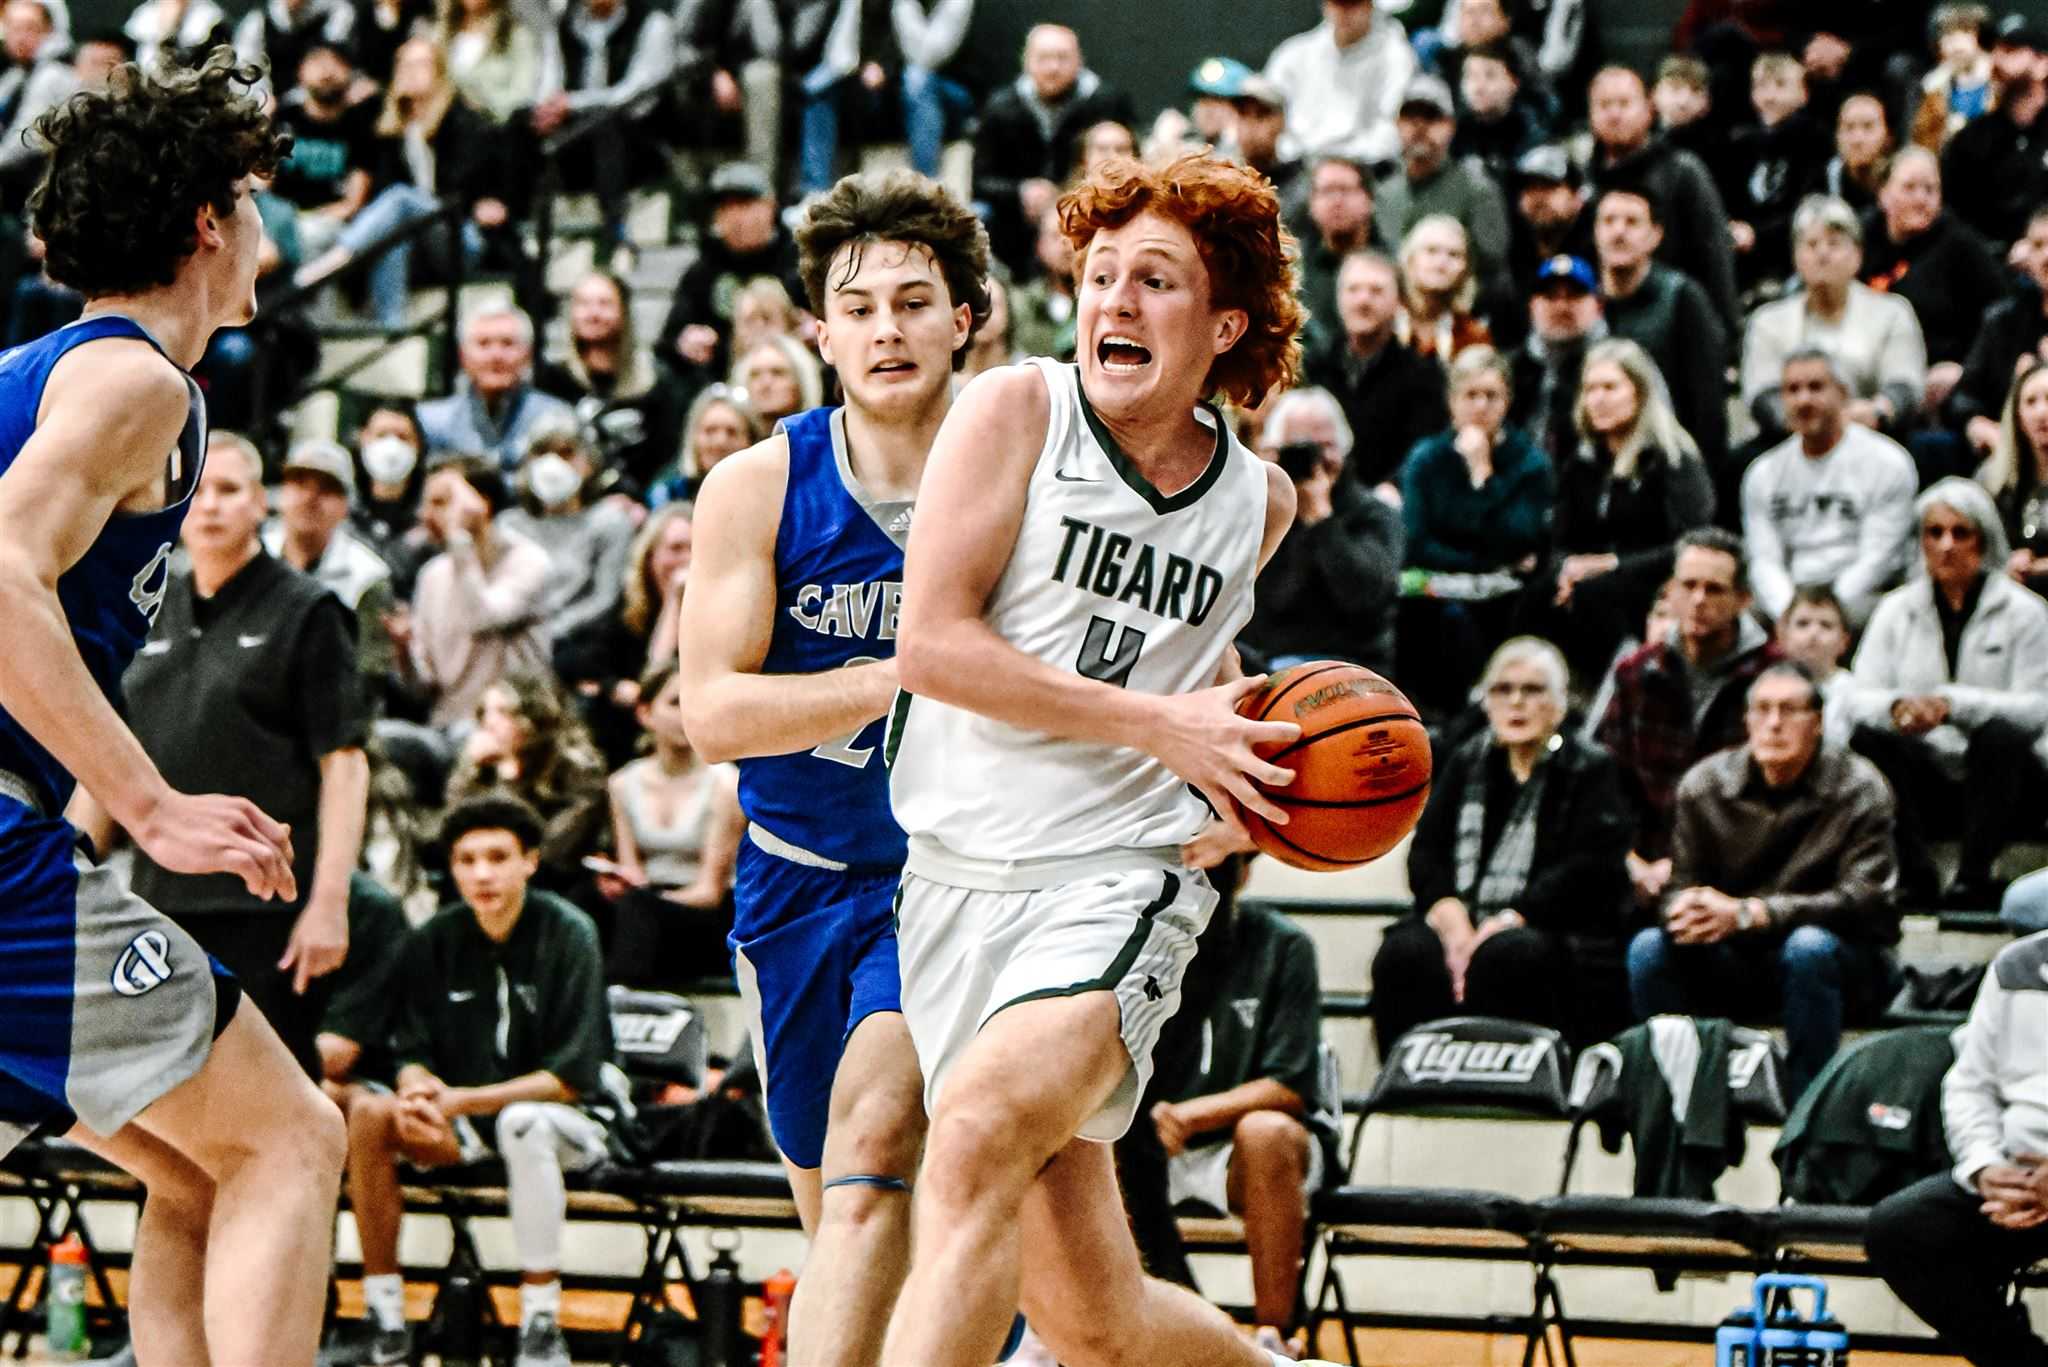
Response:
[1058,153,1304,409]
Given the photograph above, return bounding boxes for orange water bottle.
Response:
[758,1268,797,1367]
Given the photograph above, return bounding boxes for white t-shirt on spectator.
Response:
[1262,13,1415,167]
[1741,424,1918,627]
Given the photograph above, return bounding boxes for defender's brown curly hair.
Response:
[30,47,288,298]
[796,168,993,371]
[1059,154,1305,408]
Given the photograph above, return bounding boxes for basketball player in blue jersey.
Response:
[880,154,1345,1367]
[0,50,347,1367]
[675,169,991,1367]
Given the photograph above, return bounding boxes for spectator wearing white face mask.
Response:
[496,422,637,645]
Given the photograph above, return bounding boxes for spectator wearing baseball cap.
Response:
[1187,55,1251,146]
[655,160,805,391]
[1512,255,1606,465]
[266,441,399,687]
[1943,14,2048,245]
[1506,143,1594,296]
[1375,72,1513,293]
[1233,75,1304,207]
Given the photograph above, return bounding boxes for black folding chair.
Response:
[1306,1017,1575,1366]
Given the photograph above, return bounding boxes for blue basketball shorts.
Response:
[0,792,239,1156]
[730,833,902,1170]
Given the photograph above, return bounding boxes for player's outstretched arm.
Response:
[0,341,295,898]
[896,365,1301,823]
[675,434,903,763]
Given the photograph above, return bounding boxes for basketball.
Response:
[1233,663,1432,871]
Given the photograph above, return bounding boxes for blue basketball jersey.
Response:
[0,315,207,813]
[735,405,910,873]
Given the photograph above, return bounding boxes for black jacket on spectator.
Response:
[534,356,688,492]
[1452,99,1552,190]
[553,604,655,767]
[1859,209,2007,367]
[1295,227,1392,356]
[1602,262,1730,470]
[1591,135,1741,334]
[972,69,1135,274]
[1947,280,2048,429]
[1553,442,1716,569]
[1512,329,1599,465]
[654,226,806,381]
[1406,730,1632,930]
[676,0,780,79]
[783,0,895,74]
[1943,103,2048,248]
[1301,330,1448,490]
[1807,155,1880,219]
[1239,477,1403,676]
[366,100,507,210]
[1720,110,1828,287]
[351,0,435,92]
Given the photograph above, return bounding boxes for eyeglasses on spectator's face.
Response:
[1486,682,1548,701]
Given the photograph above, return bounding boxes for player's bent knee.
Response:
[833,1087,927,1173]
[920,1098,1045,1203]
[1234,1110,1309,1172]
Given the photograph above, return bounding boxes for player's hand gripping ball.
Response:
[1232,663,1432,871]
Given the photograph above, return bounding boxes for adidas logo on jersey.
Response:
[1049,515,1225,626]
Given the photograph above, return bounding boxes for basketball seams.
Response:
[1265,713,1426,765]
[1244,811,1377,869]
[1272,778,1432,810]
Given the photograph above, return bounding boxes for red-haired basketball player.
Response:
[883,155,1340,1366]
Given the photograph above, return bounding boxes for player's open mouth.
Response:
[1098,336,1153,372]
[871,359,917,375]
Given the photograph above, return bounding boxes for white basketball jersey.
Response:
[888,358,1269,866]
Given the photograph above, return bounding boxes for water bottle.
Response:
[696,1238,746,1367]
[758,1268,796,1367]
[44,1233,88,1360]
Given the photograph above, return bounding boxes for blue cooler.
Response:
[1717,1274,1850,1367]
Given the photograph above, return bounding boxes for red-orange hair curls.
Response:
[1058,153,1306,409]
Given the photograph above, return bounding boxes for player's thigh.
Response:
[64,1120,216,1216]
[926,992,1127,1174]
[1015,1138,1149,1337]
[130,1000,342,1179]
[819,1009,925,1178]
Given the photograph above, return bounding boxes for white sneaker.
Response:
[1254,1325,1302,1360]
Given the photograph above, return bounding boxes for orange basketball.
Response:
[1232,662,1432,871]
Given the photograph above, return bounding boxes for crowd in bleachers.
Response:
[28,0,2048,1360]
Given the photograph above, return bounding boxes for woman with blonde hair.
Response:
[1539,337,1715,672]
[1980,357,2048,595]
[730,275,803,357]
[437,0,540,122]
[554,500,696,764]
[730,332,823,427]
[535,269,688,488]
[648,383,765,504]
[1396,214,1492,362]
[1371,634,1631,1050]
[292,36,509,325]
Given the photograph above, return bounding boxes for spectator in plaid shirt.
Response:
[1594,527,1780,908]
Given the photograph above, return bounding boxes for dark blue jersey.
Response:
[0,315,206,813]
[733,405,909,874]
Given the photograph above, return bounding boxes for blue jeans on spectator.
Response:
[336,184,484,326]
[2003,868,2048,935]
[800,61,965,193]
[1626,922,1893,1101]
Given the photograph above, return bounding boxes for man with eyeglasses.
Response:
[1625,661,1900,1100]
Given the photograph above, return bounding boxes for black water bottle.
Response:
[432,1266,486,1367]
[697,1236,747,1367]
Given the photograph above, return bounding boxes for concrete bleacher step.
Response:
[313,334,433,399]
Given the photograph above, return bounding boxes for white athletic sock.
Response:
[520,1278,561,1328]
[363,1273,405,1331]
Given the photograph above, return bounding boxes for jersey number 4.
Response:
[810,656,882,768]
[1076,616,1146,688]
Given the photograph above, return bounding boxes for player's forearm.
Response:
[897,613,1153,752]
[681,659,899,763]
[450,1070,576,1115]
[309,747,369,913]
[1179,1079,1307,1137]
[0,568,174,826]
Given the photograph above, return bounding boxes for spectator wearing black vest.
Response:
[1859,147,2006,391]
[1594,182,1730,474]
[1300,247,1449,493]
[528,0,674,253]
[232,0,355,99]
[123,433,372,1079]
[1586,65,1741,334]
[674,0,783,181]
[971,22,1135,277]
[1949,207,2048,456]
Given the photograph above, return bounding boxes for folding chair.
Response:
[1306,1017,1575,1366]
[1531,1021,1790,1365]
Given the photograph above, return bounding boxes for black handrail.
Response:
[248,191,468,440]
[529,97,643,332]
